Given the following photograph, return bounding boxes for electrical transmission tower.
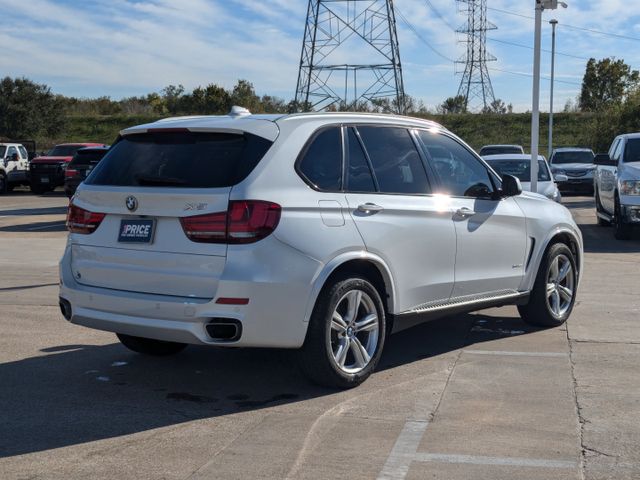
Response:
[456,0,497,111]
[295,0,406,113]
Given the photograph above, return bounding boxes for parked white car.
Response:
[478,144,525,156]
[594,133,640,239]
[59,109,583,388]
[550,147,595,194]
[0,142,30,193]
[482,154,562,203]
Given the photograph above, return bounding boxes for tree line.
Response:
[1,56,639,151]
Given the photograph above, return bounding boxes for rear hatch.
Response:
[69,125,276,298]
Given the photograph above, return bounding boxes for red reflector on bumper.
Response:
[215,297,250,305]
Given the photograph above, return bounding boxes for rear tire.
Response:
[116,333,187,356]
[518,243,577,328]
[614,196,633,240]
[0,174,7,195]
[299,274,386,389]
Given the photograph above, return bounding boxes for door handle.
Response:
[455,207,476,218]
[357,203,384,213]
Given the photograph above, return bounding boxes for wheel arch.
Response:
[529,227,583,290]
[303,252,396,325]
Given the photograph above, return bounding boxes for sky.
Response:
[1,0,639,112]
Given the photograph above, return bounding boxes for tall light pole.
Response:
[531,0,566,193]
[548,19,558,161]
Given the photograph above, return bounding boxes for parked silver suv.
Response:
[59,110,583,388]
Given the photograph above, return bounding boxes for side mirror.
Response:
[554,174,568,182]
[501,174,523,197]
[594,153,616,166]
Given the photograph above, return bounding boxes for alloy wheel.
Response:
[330,289,380,374]
[545,253,574,318]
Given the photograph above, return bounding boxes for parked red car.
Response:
[30,143,105,194]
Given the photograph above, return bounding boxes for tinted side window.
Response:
[357,127,430,195]
[623,138,640,163]
[298,128,342,191]
[7,146,18,157]
[346,128,376,192]
[418,131,495,199]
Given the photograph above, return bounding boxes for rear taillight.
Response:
[180,200,281,244]
[65,169,78,178]
[66,203,105,234]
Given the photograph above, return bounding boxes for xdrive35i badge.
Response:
[126,196,138,212]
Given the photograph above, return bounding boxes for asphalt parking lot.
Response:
[0,191,638,480]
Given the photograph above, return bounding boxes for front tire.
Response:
[299,275,386,389]
[614,196,633,240]
[30,183,49,195]
[518,243,577,328]
[116,333,187,356]
[0,174,7,195]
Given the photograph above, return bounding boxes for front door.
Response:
[344,126,456,313]
[415,130,527,298]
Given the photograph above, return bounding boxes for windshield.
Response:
[486,159,550,182]
[624,138,640,163]
[480,146,522,156]
[0,146,6,158]
[47,145,84,157]
[69,150,108,167]
[87,131,272,188]
[551,151,593,164]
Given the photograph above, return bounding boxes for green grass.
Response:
[40,112,600,154]
[417,112,598,154]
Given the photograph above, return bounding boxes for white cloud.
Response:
[0,0,638,111]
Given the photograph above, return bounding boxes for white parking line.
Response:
[27,223,65,231]
[377,420,429,480]
[414,453,577,469]
[463,350,568,357]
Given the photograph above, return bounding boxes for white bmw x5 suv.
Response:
[59,110,583,388]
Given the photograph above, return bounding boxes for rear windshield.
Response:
[551,151,593,164]
[486,159,550,182]
[69,150,108,167]
[624,138,640,163]
[48,145,85,156]
[86,131,272,188]
[480,146,522,156]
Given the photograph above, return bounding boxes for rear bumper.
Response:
[58,237,322,348]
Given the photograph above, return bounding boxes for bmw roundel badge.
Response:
[126,196,138,212]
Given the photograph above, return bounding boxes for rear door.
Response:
[71,129,273,299]
[344,125,456,313]
[416,130,527,298]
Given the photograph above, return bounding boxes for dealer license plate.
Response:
[118,219,155,243]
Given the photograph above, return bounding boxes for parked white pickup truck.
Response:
[594,133,640,240]
[0,143,30,194]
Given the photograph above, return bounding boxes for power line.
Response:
[489,66,582,87]
[487,6,640,43]
[423,0,456,31]
[487,37,590,61]
[395,7,456,63]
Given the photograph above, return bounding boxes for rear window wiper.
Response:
[134,174,188,187]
